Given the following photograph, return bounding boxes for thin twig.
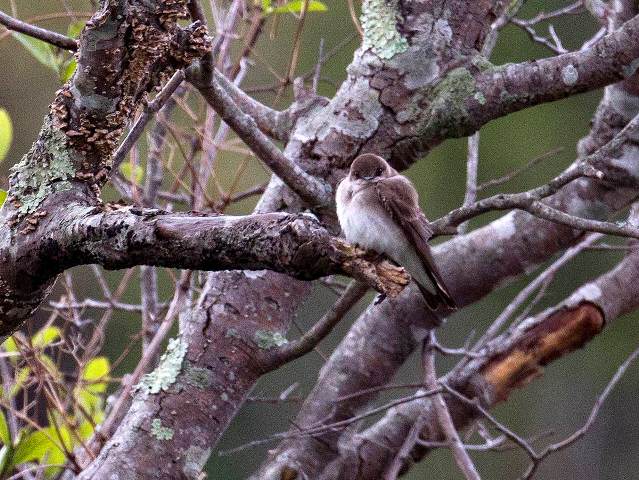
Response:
[433,112,639,237]
[262,281,368,369]
[112,70,186,169]
[425,336,481,480]
[521,343,639,479]
[460,132,480,234]
[0,9,77,50]
[477,147,563,191]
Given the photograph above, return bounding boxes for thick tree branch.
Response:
[468,14,639,134]
[321,225,639,479]
[63,208,408,296]
[0,0,211,334]
[207,68,293,142]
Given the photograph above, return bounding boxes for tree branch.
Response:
[189,68,331,206]
[209,68,293,142]
[324,228,639,478]
[0,9,77,51]
[62,208,407,296]
[469,14,639,133]
[260,281,369,370]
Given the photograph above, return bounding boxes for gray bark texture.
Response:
[2,0,639,479]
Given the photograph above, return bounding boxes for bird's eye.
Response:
[375,167,383,176]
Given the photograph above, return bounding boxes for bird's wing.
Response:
[374,176,456,309]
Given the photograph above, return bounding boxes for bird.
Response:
[335,153,456,310]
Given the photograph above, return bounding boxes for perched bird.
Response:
[336,153,456,310]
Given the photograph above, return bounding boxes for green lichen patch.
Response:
[360,0,408,60]
[8,117,76,216]
[225,328,241,339]
[136,337,187,394]
[183,364,213,389]
[254,330,288,349]
[471,55,494,72]
[422,67,477,138]
[150,418,174,440]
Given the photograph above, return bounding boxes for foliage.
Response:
[0,326,110,478]
[120,162,145,185]
[13,21,83,83]
[0,108,12,163]
[260,0,327,15]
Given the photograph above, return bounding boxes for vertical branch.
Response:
[460,133,480,233]
[424,335,481,480]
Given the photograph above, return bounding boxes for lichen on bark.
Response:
[136,337,187,394]
[420,66,478,138]
[150,418,174,440]
[360,0,409,60]
[8,116,76,216]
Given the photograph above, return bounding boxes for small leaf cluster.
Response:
[259,0,327,15]
[0,326,110,478]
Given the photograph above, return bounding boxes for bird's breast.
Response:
[337,193,406,256]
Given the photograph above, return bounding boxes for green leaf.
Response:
[1,337,16,354]
[67,21,85,39]
[0,444,11,476]
[13,34,58,72]
[273,0,327,13]
[261,0,272,10]
[9,368,29,398]
[0,109,12,163]
[0,410,10,446]
[83,357,110,393]
[0,190,7,207]
[11,430,52,465]
[32,326,61,349]
[60,59,77,83]
[119,163,144,185]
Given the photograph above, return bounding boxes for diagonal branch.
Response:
[468,14,639,133]
[189,68,331,206]
[209,68,293,142]
[0,9,77,51]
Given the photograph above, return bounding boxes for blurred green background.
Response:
[1,1,638,479]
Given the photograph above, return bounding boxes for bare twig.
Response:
[477,147,563,191]
[0,9,77,50]
[460,132,480,234]
[521,343,639,479]
[112,70,186,169]
[433,112,639,236]
[262,281,368,369]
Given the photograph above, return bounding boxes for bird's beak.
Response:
[362,175,374,180]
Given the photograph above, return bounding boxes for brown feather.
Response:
[374,177,456,310]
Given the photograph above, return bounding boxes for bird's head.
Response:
[349,154,393,183]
